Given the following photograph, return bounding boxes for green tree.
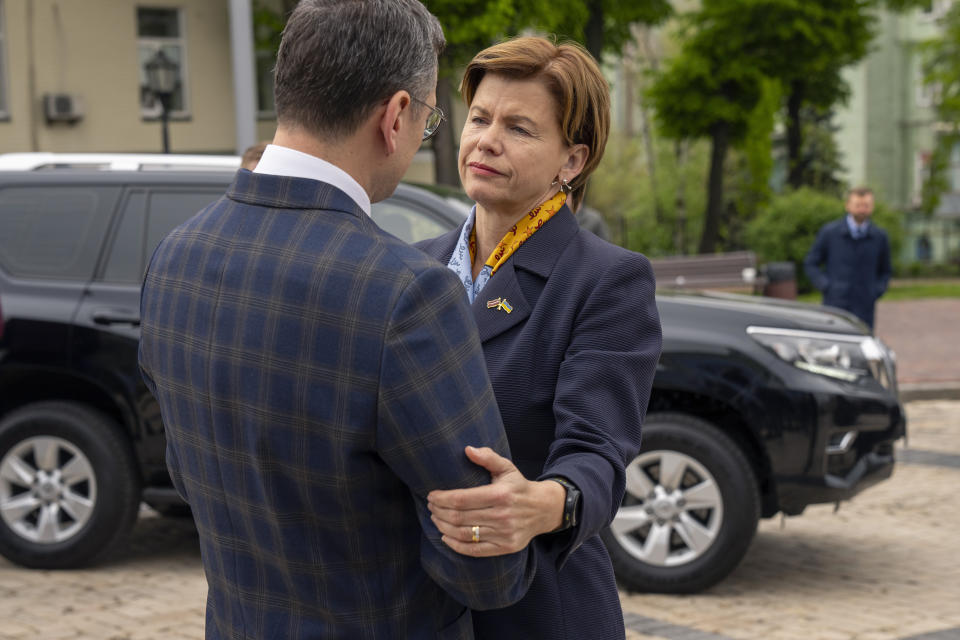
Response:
[921,1,960,215]
[691,0,873,190]
[552,0,672,63]
[696,0,926,189]
[648,21,766,254]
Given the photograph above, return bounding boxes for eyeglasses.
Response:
[410,96,446,141]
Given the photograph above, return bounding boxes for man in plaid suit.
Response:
[138,1,535,637]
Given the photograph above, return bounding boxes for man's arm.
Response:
[803,226,830,292]
[875,232,892,299]
[376,263,535,610]
[538,252,662,567]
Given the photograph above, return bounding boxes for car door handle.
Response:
[92,310,141,327]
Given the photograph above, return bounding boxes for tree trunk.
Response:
[639,99,663,225]
[433,74,459,187]
[699,122,729,255]
[585,1,604,63]
[635,27,664,225]
[674,140,687,254]
[786,81,804,189]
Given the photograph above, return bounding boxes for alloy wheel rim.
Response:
[611,449,723,567]
[0,436,97,543]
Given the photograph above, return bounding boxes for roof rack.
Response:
[0,152,241,172]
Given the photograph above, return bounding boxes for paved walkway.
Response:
[874,298,960,388]
[1,401,957,639]
[621,400,960,640]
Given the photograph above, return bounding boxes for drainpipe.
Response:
[228,0,256,154]
[26,0,39,150]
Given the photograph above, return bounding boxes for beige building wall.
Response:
[0,0,437,182]
[1,0,246,154]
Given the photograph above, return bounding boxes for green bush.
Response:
[745,188,903,293]
[898,261,960,278]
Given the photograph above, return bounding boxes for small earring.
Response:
[561,179,571,194]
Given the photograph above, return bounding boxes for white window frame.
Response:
[914,150,931,207]
[917,81,942,108]
[919,0,952,21]
[0,0,8,120]
[136,6,190,119]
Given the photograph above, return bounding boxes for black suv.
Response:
[0,156,905,594]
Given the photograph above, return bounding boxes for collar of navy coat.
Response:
[228,168,366,219]
[426,204,581,344]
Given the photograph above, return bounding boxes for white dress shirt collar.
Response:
[253,144,371,215]
[845,214,869,238]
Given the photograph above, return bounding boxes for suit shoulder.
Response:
[822,218,847,233]
[572,229,653,275]
[371,226,462,289]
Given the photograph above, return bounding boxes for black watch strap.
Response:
[548,476,581,531]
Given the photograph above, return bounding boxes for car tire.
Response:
[0,401,141,568]
[602,412,760,594]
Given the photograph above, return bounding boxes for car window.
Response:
[100,188,221,282]
[0,186,119,280]
[102,192,148,282]
[145,190,222,257]
[370,199,451,243]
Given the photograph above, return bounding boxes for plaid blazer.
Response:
[418,206,662,639]
[138,170,535,640]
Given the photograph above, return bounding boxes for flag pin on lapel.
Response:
[487,297,513,313]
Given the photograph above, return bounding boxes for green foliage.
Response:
[899,261,960,279]
[695,0,875,107]
[734,77,780,211]
[552,0,673,61]
[746,188,904,292]
[587,135,709,256]
[648,47,765,142]
[423,0,520,74]
[920,2,960,214]
[252,0,288,54]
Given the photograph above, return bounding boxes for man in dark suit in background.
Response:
[138,1,535,638]
[804,186,892,329]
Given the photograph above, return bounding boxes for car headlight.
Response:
[747,326,895,389]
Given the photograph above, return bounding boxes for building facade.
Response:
[834,0,960,266]
[0,0,436,182]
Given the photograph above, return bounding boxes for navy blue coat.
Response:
[138,170,538,639]
[417,206,662,640]
[803,217,892,328]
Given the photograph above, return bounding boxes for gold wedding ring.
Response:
[471,525,481,543]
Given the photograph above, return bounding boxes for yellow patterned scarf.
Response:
[469,191,567,274]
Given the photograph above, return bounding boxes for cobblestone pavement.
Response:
[1,401,957,640]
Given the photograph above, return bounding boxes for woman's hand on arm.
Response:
[428,446,566,557]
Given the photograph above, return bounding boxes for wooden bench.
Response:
[648,250,762,292]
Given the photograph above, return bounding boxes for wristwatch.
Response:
[548,476,582,531]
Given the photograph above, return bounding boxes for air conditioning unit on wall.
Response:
[43,93,84,124]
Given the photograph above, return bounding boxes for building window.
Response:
[917,82,942,109]
[137,7,188,118]
[255,49,275,117]
[920,0,952,21]
[0,0,8,119]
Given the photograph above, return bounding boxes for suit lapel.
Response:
[471,205,580,344]
[472,264,531,344]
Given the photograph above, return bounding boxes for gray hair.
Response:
[274,0,445,140]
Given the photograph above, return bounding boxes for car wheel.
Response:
[602,412,760,593]
[0,401,141,568]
